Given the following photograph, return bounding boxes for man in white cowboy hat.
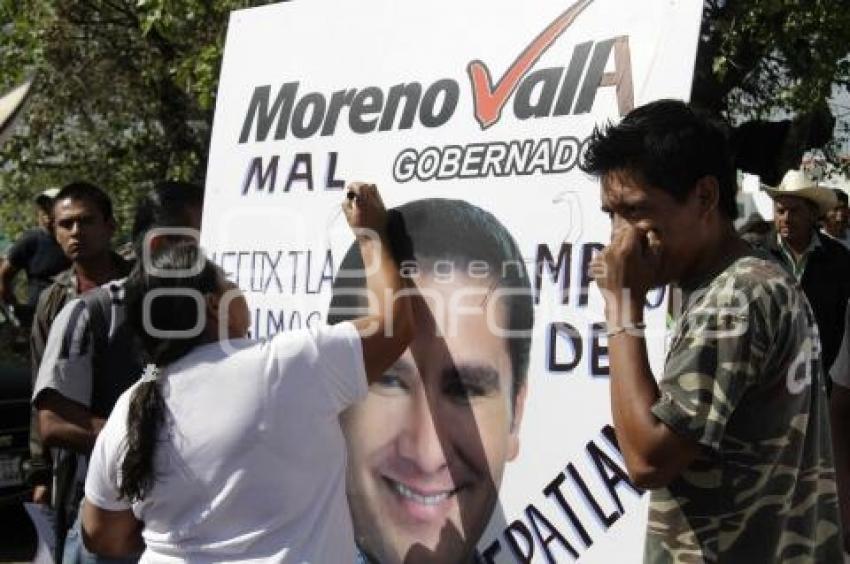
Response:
[759,168,850,381]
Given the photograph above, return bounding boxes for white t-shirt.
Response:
[85,322,366,563]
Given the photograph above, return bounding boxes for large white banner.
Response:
[202,1,703,562]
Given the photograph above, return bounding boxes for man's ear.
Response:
[694,175,720,217]
[507,384,528,462]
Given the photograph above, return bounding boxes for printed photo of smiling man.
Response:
[327,198,534,564]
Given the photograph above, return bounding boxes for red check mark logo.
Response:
[467,0,594,130]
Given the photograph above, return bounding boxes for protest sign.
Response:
[202,1,703,560]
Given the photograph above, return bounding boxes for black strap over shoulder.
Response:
[79,283,143,418]
[80,286,112,369]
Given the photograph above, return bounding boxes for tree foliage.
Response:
[0,0,274,240]
[692,0,850,183]
[1,0,849,238]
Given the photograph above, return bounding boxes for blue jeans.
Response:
[62,510,140,564]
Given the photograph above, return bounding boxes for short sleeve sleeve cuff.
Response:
[6,230,34,268]
[32,299,93,407]
[651,390,721,452]
[85,487,132,512]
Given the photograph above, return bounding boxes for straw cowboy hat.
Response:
[762,169,838,215]
[0,79,34,147]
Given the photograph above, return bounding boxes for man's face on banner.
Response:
[342,275,527,564]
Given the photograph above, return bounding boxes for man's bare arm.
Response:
[607,301,700,488]
[82,501,144,558]
[594,225,700,489]
[0,258,19,303]
[36,389,105,454]
[344,183,414,385]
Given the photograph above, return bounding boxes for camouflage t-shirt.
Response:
[646,255,842,563]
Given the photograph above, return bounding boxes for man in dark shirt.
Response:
[757,170,850,382]
[822,187,850,249]
[28,182,131,507]
[0,188,70,328]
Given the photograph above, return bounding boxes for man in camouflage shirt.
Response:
[582,100,842,562]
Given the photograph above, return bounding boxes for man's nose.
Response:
[397,392,449,474]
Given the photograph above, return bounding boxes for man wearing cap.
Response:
[760,169,850,381]
[0,188,71,328]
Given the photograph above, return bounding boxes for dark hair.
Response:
[581,99,738,220]
[53,181,114,221]
[131,181,204,245]
[832,188,848,208]
[119,242,219,502]
[327,199,533,401]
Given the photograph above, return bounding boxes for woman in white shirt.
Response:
[81,183,413,563]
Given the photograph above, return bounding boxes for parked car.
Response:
[0,302,31,506]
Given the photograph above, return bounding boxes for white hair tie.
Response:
[140,363,160,384]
